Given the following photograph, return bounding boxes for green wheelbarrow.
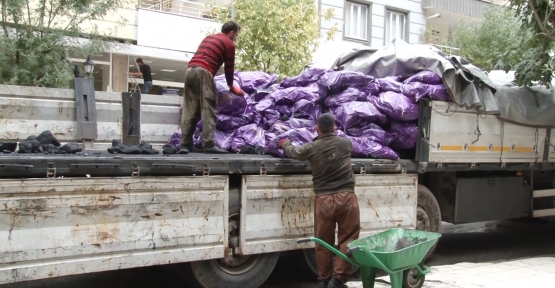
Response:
[296,228,441,288]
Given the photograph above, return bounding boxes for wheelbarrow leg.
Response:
[389,271,403,288]
[360,266,377,288]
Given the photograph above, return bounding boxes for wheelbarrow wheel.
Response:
[402,268,425,288]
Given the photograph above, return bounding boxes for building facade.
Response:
[78,0,506,94]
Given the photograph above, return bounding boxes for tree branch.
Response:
[527,0,555,42]
[39,0,47,27]
[1,0,8,35]
[26,0,32,28]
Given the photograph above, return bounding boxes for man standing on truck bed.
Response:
[180,20,245,154]
[279,114,361,288]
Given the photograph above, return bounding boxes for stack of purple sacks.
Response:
[167,68,450,160]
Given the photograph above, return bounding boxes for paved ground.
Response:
[2,218,555,288]
[347,256,555,288]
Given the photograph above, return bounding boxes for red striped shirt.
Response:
[188,33,236,87]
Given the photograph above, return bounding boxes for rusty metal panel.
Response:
[428,101,546,163]
[0,176,228,284]
[239,174,417,255]
[549,129,555,162]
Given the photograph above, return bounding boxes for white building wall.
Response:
[314,0,426,64]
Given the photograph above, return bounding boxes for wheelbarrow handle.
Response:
[296,238,313,244]
[346,247,360,254]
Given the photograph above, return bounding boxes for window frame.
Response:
[384,9,409,44]
[343,0,371,44]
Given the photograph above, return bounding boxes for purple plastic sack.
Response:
[271,83,325,105]
[229,137,246,152]
[400,82,429,102]
[324,87,367,108]
[293,99,321,120]
[265,128,317,157]
[287,118,314,129]
[403,70,442,85]
[216,114,251,131]
[345,123,390,145]
[275,105,293,116]
[236,124,267,147]
[280,68,327,88]
[332,101,387,129]
[215,130,236,150]
[217,92,248,115]
[349,137,400,160]
[318,70,374,92]
[263,109,281,129]
[371,92,419,121]
[166,128,182,148]
[377,77,403,93]
[255,84,280,102]
[268,121,291,135]
[428,84,450,101]
[359,82,381,96]
[389,122,418,149]
[255,97,275,112]
[238,71,278,93]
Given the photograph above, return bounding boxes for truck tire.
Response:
[417,184,441,259]
[190,252,279,288]
[190,188,279,288]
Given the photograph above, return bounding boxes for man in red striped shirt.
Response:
[180,21,245,154]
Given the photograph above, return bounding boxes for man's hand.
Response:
[230,85,245,96]
[278,139,291,148]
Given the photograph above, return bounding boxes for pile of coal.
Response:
[108,140,159,155]
[16,130,81,154]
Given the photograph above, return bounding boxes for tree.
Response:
[445,6,532,72]
[208,0,337,78]
[499,0,555,86]
[0,0,134,88]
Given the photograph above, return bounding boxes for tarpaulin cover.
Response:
[238,71,278,93]
[318,70,374,92]
[236,124,267,147]
[325,87,367,108]
[271,83,326,105]
[349,136,399,160]
[332,101,387,129]
[389,122,418,149]
[280,67,327,88]
[371,92,419,121]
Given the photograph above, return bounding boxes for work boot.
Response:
[180,145,202,153]
[204,145,228,154]
[327,278,347,288]
[316,280,328,288]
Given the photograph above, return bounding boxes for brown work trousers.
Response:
[314,191,361,283]
[180,66,218,148]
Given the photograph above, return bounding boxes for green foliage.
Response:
[0,0,134,88]
[501,0,555,87]
[208,0,337,78]
[441,6,532,72]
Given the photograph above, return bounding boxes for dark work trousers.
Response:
[180,66,218,148]
[314,191,361,283]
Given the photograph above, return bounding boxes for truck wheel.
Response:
[190,252,279,288]
[417,184,441,259]
[402,268,425,288]
[190,189,279,288]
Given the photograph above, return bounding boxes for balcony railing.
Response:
[428,44,461,56]
[140,0,219,19]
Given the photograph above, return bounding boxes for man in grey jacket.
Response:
[279,113,361,288]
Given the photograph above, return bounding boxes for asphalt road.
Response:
[3,218,555,288]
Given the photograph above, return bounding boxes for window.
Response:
[385,10,407,43]
[344,1,369,41]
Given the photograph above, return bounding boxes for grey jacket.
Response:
[283,133,356,196]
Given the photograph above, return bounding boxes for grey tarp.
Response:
[325,39,555,128]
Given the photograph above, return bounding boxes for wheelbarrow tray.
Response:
[347,228,441,272]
